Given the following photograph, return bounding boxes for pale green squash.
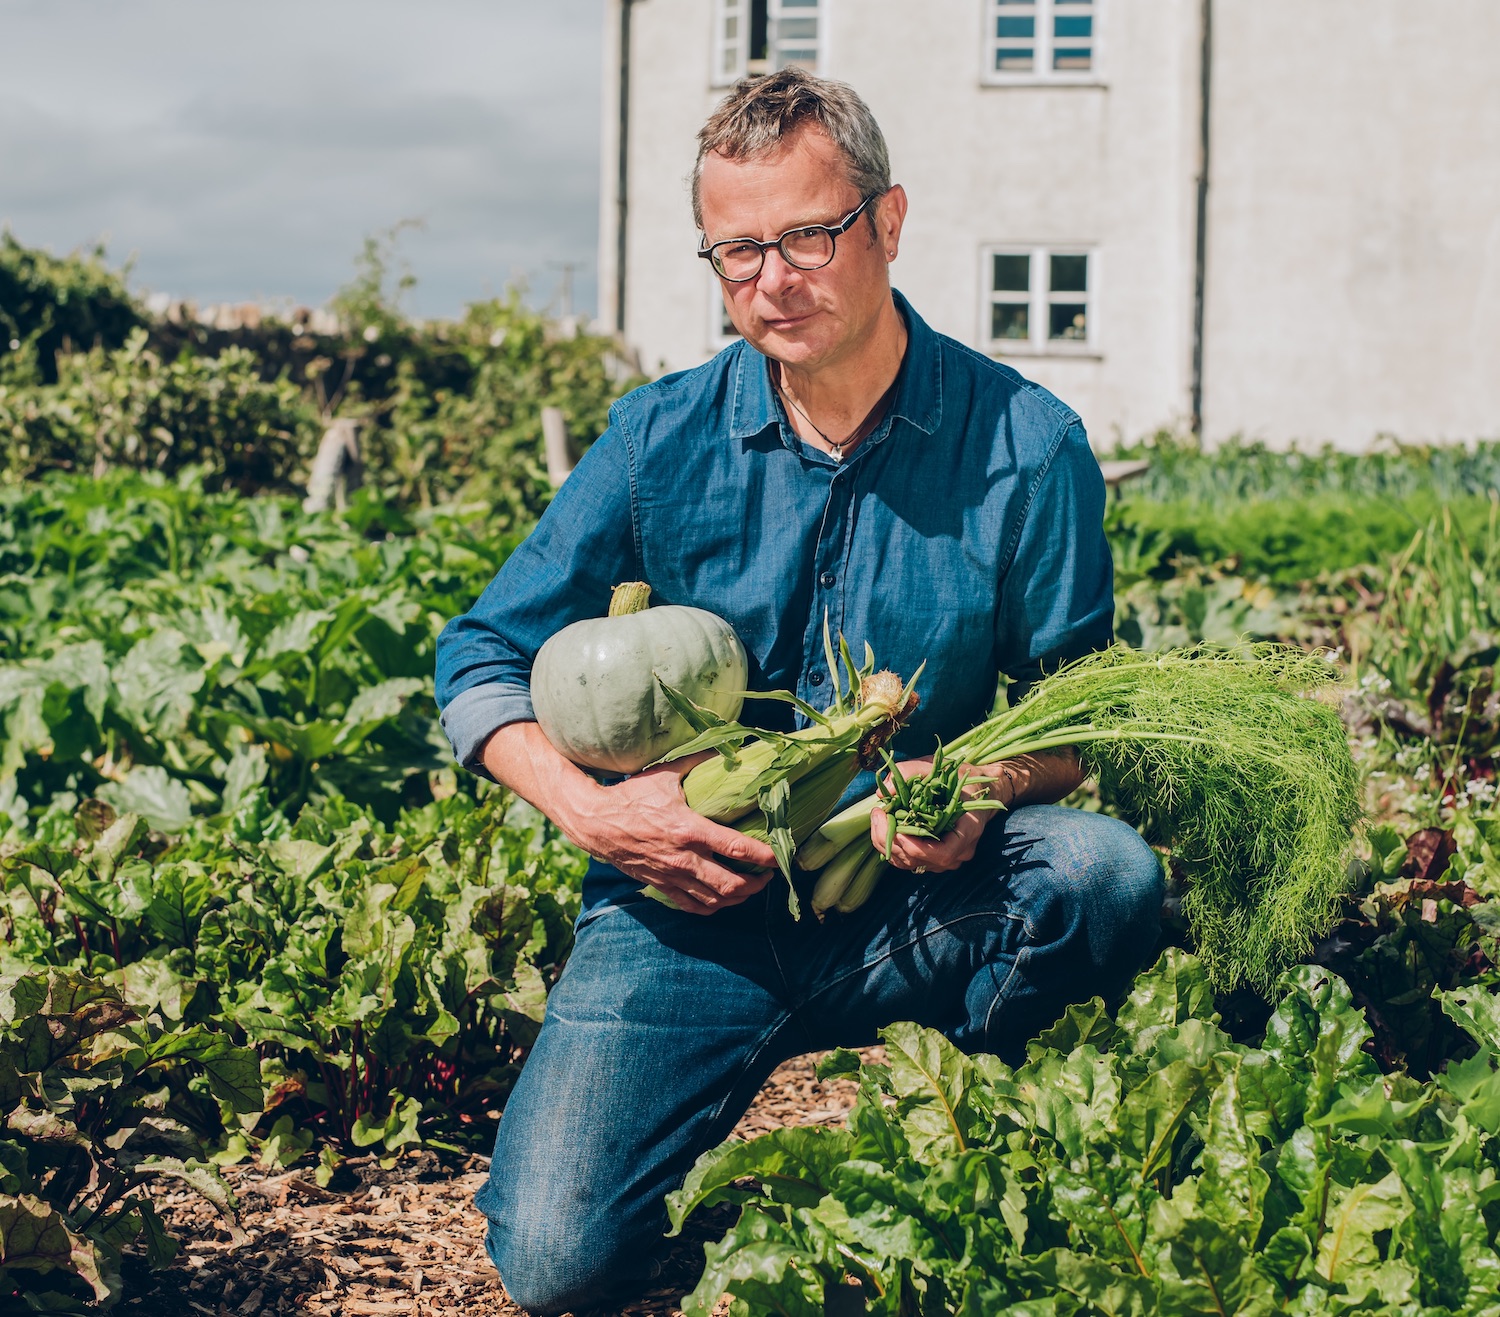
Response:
[530,582,748,773]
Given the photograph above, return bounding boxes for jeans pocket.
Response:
[964,911,1030,1056]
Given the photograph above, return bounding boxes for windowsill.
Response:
[980,76,1108,90]
[989,345,1103,361]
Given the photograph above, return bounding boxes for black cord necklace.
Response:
[775,363,898,464]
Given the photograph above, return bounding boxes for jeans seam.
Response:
[698,1012,796,1139]
[792,908,1028,1016]
[982,943,1030,1039]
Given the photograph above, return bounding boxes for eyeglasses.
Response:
[697,194,879,283]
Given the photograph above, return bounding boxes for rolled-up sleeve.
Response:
[994,417,1114,703]
[435,423,640,774]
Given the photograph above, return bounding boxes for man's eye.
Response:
[793,228,823,240]
[721,241,759,259]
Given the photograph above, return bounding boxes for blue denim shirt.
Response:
[436,293,1112,899]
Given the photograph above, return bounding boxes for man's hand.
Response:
[869,756,1010,874]
[565,754,777,916]
[869,748,1087,875]
[478,722,776,917]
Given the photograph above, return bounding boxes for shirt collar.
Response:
[728,288,944,444]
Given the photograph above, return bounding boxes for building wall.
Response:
[1202,1,1500,449]
[600,1,1500,449]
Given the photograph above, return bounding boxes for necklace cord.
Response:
[775,363,900,463]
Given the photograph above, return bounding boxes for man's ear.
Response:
[877,185,909,260]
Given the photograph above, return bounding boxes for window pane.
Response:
[1050,254,1087,292]
[777,48,818,65]
[995,49,1035,71]
[780,0,818,6]
[996,16,1034,36]
[778,17,817,37]
[1054,16,1092,37]
[993,253,1031,292]
[1054,50,1092,70]
[724,15,739,37]
[1049,303,1088,340]
[992,303,1030,341]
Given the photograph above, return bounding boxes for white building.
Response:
[598,0,1500,450]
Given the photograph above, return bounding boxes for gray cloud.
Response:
[0,0,603,317]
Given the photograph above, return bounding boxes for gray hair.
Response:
[691,68,891,230]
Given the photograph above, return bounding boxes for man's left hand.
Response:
[869,758,1012,874]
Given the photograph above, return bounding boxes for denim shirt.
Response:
[436,292,1112,900]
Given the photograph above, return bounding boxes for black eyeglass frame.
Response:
[696,193,881,283]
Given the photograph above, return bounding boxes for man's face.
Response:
[698,126,906,372]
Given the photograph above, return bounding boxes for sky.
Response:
[0,0,604,319]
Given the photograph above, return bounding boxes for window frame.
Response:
[712,0,823,86]
[980,0,1105,87]
[979,244,1101,358]
[710,0,748,87]
[708,280,742,354]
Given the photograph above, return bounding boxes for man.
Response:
[436,69,1162,1314]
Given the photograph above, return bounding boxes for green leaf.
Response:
[666,1126,853,1232]
[144,1029,264,1114]
[758,778,799,916]
[881,1021,973,1157]
[1029,997,1121,1060]
[1117,1059,1211,1180]
[0,1191,110,1301]
[681,1209,829,1317]
[113,628,204,739]
[1313,1172,1406,1285]
[1114,949,1217,1054]
[1437,985,1500,1052]
[814,1047,862,1081]
[96,766,192,834]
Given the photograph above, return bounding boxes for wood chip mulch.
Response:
[118,1048,881,1317]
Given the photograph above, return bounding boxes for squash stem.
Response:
[608,581,652,616]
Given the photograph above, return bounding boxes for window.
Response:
[983,247,1096,354]
[713,0,821,85]
[984,0,1097,82]
[709,287,741,352]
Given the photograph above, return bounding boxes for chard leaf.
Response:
[1313,1172,1407,1285]
[881,1021,973,1157]
[681,1208,829,1317]
[1437,985,1500,1052]
[666,1126,853,1232]
[0,1192,110,1300]
[97,767,193,834]
[1116,1058,1210,1180]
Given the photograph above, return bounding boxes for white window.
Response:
[713,0,822,86]
[982,246,1097,354]
[709,287,741,353]
[984,0,1098,83]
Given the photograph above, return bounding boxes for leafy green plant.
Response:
[1,791,584,1176]
[0,471,521,832]
[0,963,258,1311]
[672,949,1500,1315]
[0,232,145,388]
[0,330,320,489]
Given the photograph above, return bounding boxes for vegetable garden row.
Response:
[2,445,1498,1313]
[6,238,1500,1315]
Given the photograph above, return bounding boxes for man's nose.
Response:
[755,245,803,297]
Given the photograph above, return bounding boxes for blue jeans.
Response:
[475,805,1163,1313]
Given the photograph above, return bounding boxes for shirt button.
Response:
[819,571,836,588]
[809,671,825,687]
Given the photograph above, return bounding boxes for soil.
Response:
[119,1048,881,1317]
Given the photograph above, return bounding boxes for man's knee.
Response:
[1011,805,1165,976]
[479,1179,652,1314]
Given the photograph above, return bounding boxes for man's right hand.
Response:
[480,723,777,916]
[564,754,778,915]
